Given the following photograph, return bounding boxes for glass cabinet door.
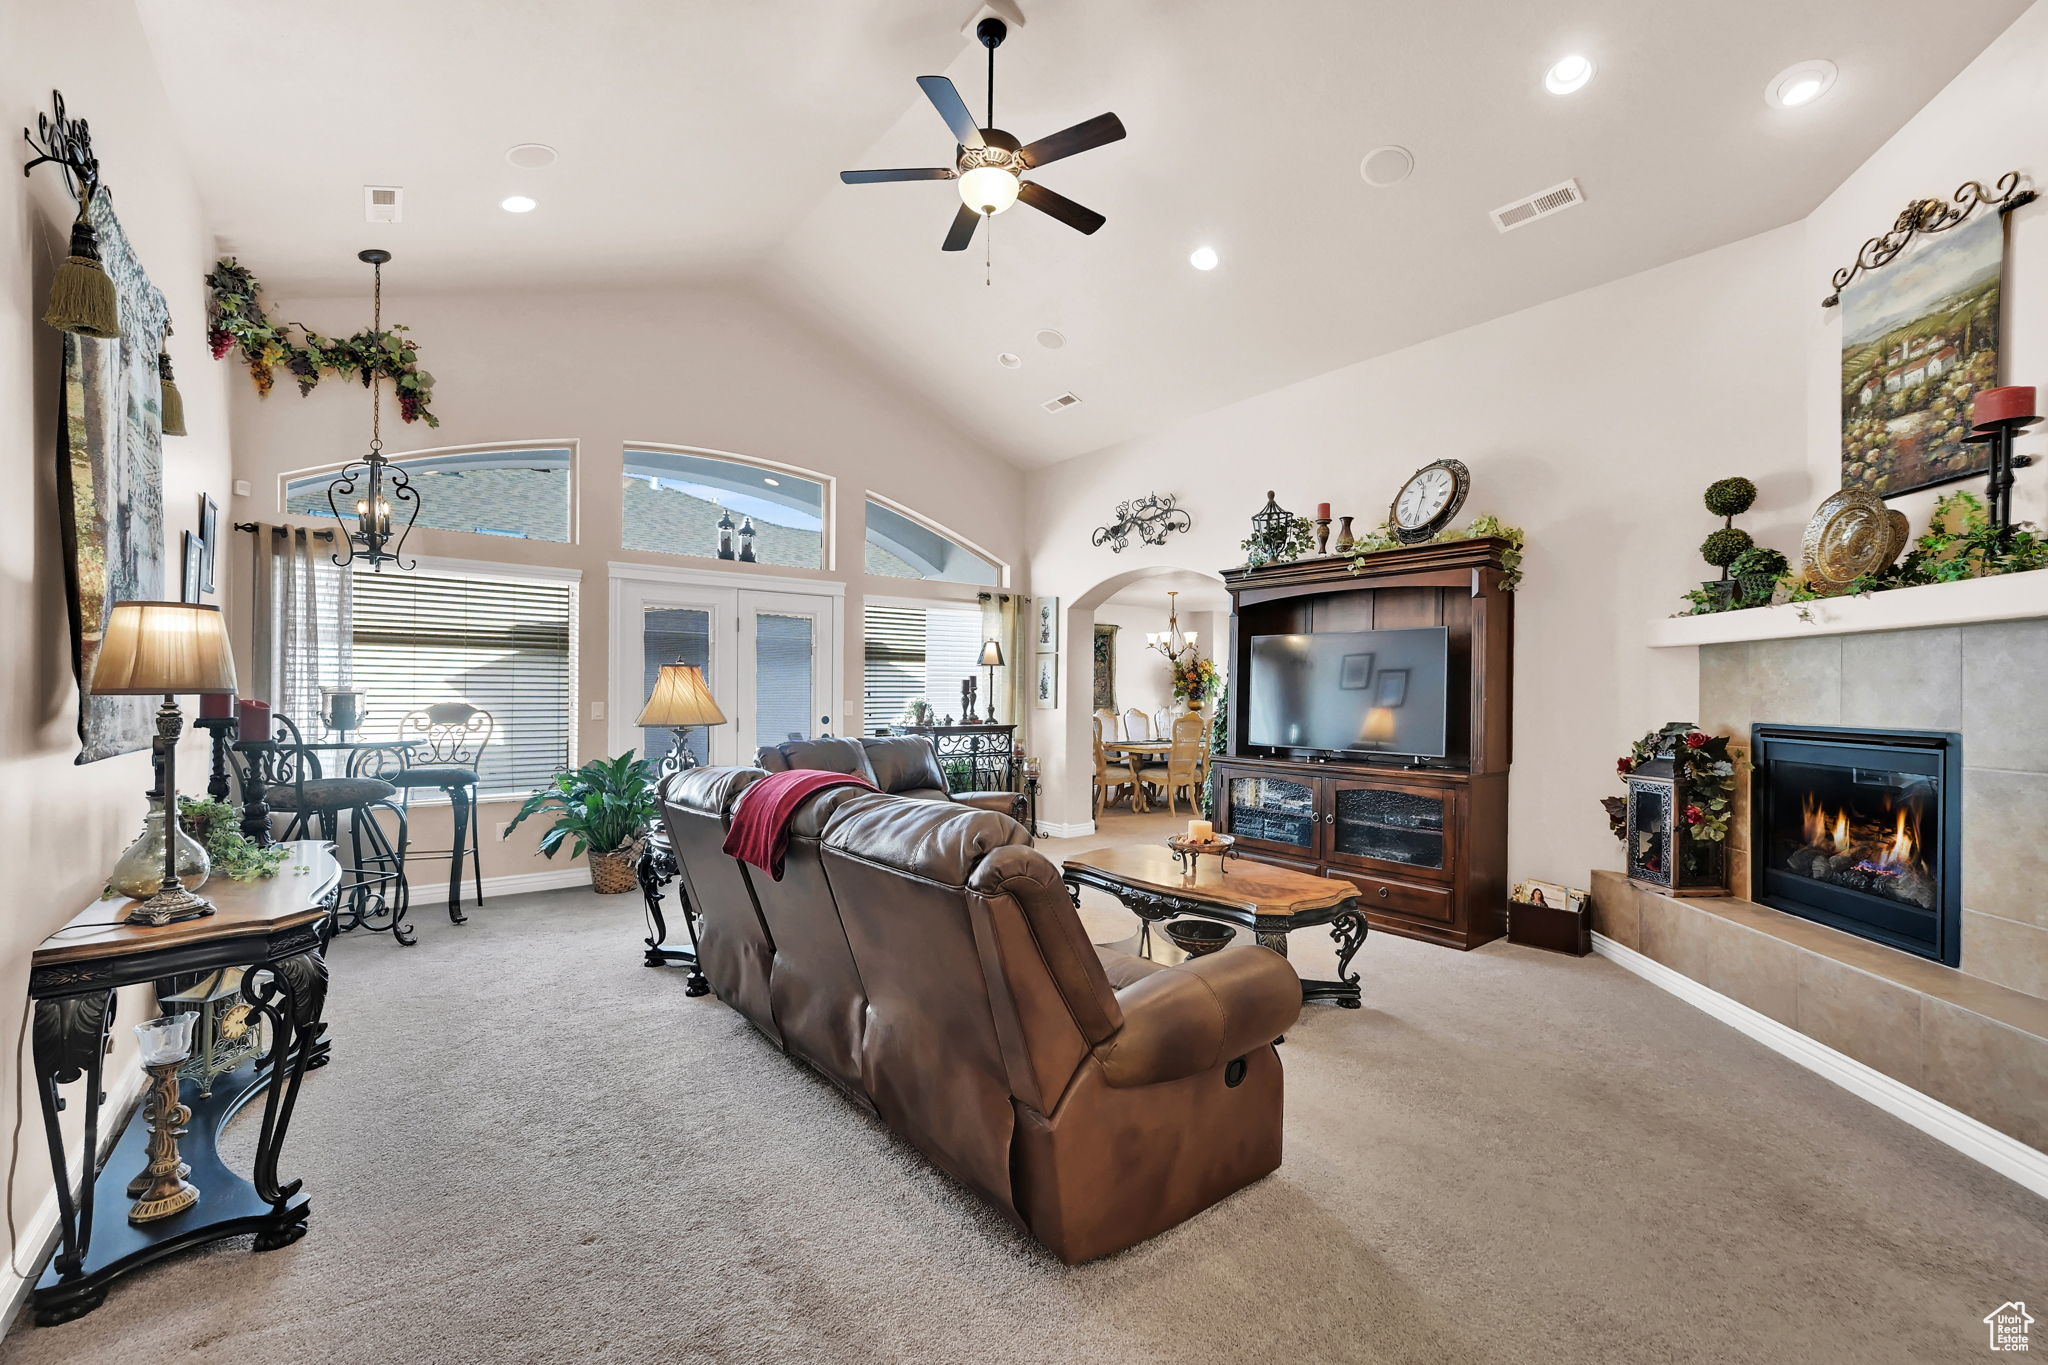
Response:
[1223,772,1320,856]
[1325,780,1455,883]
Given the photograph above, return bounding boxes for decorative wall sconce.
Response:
[1091,493,1190,553]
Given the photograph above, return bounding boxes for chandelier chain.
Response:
[369,259,383,454]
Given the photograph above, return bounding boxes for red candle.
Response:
[1316,502,1332,520]
[200,690,234,719]
[1973,386,2037,429]
[236,697,270,739]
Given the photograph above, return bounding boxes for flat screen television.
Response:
[1246,627,1450,758]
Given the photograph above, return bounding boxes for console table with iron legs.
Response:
[25,844,341,1326]
[636,828,710,995]
[1061,851,1369,1009]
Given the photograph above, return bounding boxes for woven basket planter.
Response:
[588,850,638,895]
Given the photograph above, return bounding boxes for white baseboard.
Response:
[1035,819,1097,839]
[404,866,593,907]
[1591,932,2048,1200]
[4,1069,146,1329]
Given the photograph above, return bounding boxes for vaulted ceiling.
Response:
[135,0,2033,468]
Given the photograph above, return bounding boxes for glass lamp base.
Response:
[125,885,216,927]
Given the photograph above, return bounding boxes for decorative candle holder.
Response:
[1313,515,1332,556]
[320,685,366,741]
[129,1013,200,1224]
[1964,400,2040,546]
[1165,832,1237,877]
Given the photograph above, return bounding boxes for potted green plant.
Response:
[1697,476,1758,607]
[1728,545,1789,606]
[504,751,659,894]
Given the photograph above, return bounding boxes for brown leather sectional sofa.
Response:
[658,766,1303,1263]
[753,735,1030,827]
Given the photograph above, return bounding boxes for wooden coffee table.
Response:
[1062,845,1368,1008]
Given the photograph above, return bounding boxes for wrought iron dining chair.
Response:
[232,712,414,945]
[374,703,492,923]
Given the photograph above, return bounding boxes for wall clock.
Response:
[1388,458,1470,545]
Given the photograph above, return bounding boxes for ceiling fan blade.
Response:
[916,76,985,149]
[1018,181,1106,235]
[840,167,957,184]
[942,204,982,252]
[1019,113,1126,169]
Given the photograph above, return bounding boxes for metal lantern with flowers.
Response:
[1241,491,1313,568]
[1612,721,1735,897]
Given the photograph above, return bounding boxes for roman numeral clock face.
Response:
[1389,459,1469,543]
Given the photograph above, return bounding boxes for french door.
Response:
[609,569,842,769]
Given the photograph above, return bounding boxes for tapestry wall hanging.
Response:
[1091,623,1117,712]
[57,189,171,762]
[1836,179,2032,498]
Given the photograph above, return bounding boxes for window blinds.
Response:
[862,604,981,733]
[350,570,576,796]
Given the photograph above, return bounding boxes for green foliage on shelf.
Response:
[1700,526,1753,568]
[176,796,291,881]
[1346,515,1527,590]
[1703,477,1758,518]
[1240,513,1317,568]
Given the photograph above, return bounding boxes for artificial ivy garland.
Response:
[1348,514,1527,590]
[1610,725,1736,843]
[205,257,439,427]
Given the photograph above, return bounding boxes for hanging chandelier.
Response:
[325,248,419,571]
[1145,591,1199,663]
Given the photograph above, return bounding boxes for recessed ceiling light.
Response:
[998,352,1022,369]
[762,476,780,486]
[1544,54,1594,95]
[1359,145,1414,187]
[500,195,537,213]
[1035,329,1066,350]
[506,142,558,169]
[1189,246,1219,271]
[1766,59,1838,109]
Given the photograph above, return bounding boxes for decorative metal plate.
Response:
[1801,489,1908,595]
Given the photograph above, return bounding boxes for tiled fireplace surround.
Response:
[1591,618,2048,1157]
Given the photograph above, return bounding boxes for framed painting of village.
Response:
[1839,208,2004,497]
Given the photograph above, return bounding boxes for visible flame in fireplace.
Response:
[1797,791,1926,878]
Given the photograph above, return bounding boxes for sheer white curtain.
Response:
[979,591,1026,729]
[249,524,352,729]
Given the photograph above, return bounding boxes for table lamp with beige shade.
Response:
[90,601,239,926]
[637,663,727,776]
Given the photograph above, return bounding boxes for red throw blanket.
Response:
[723,769,876,880]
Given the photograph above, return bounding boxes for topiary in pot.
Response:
[1728,545,1788,605]
[1700,527,1753,571]
[1704,477,1757,520]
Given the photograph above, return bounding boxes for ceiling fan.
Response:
[839,17,1126,252]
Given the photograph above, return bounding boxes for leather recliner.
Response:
[753,735,1029,828]
[657,767,1303,1264]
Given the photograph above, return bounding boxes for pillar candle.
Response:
[236,697,270,739]
[199,690,234,719]
[1315,503,1331,520]
[1187,818,1214,842]
[1973,386,2037,429]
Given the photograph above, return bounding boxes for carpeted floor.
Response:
[7,805,2046,1363]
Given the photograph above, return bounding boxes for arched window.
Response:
[864,495,1003,586]
[283,444,573,543]
[623,446,830,569]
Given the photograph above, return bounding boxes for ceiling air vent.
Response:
[364,186,404,224]
[1041,391,1082,413]
[1490,178,1585,234]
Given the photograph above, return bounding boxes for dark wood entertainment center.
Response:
[1214,538,1514,950]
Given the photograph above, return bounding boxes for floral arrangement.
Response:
[1348,514,1526,590]
[1609,724,1736,844]
[205,257,439,426]
[176,796,293,881]
[1171,656,1221,704]
[1683,490,2048,616]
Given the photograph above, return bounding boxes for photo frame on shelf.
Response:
[1034,654,1058,709]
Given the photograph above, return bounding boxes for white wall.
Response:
[223,282,1024,877]
[2,0,233,1302]
[1027,2,2048,888]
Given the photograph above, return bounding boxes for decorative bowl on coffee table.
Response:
[1165,832,1236,876]
[1163,918,1233,958]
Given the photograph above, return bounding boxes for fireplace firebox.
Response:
[1749,724,1961,966]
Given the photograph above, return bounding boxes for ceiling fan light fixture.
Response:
[958,165,1020,216]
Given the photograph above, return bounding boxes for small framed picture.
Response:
[1035,597,1059,650]
[1375,668,1409,707]
[197,493,219,593]
[1339,652,1375,690]
[180,531,203,603]
[1034,653,1058,709]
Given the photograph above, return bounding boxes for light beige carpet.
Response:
[7,806,2044,1364]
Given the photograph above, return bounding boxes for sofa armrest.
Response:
[1092,947,1302,1087]
[953,790,1028,819]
